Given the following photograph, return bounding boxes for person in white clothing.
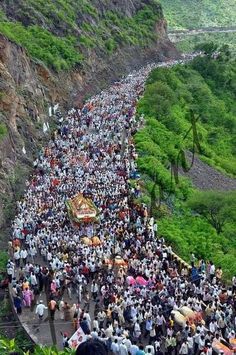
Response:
[179,340,188,354]
[90,328,98,339]
[91,280,99,301]
[145,344,155,354]
[30,272,38,291]
[13,249,20,267]
[20,248,28,266]
[7,260,14,283]
[187,334,194,355]
[124,337,132,352]
[209,320,217,334]
[130,341,139,355]
[35,300,48,321]
[205,343,213,355]
[119,340,128,355]
[92,317,99,331]
[198,335,206,352]
[111,338,119,354]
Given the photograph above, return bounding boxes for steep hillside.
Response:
[175,31,236,54]
[0,0,178,237]
[0,0,166,71]
[160,0,236,29]
[134,49,236,280]
[136,50,236,188]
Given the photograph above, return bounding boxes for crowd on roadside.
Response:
[7,53,236,355]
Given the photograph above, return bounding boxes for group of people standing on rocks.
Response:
[7,54,236,354]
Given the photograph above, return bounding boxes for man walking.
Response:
[35,300,48,323]
[48,298,57,320]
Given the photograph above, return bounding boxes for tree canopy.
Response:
[187,190,236,234]
[135,47,236,281]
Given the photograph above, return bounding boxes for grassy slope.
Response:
[162,0,236,63]
[160,0,236,30]
[176,31,236,54]
[135,53,236,280]
[0,1,162,71]
[136,56,236,179]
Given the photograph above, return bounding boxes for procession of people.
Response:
[7,54,236,354]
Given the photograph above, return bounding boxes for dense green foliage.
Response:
[0,23,82,71]
[160,0,236,29]
[187,190,236,234]
[0,0,162,71]
[0,335,75,354]
[158,208,236,281]
[135,50,236,281]
[0,122,7,140]
[136,52,236,181]
[176,31,236,54]
[0,251,8,272]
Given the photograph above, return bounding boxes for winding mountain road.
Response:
[168,26,236,42]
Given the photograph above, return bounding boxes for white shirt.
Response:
[209,321,217,333]
[130,344,139,355]
[232,276,236,286]
[91,331,98,339]
[20,249,28,258]
[187,336,194,349]
[35,303,47,316]
[91,283,99,293]
[124,338,132,351]
[145,345,155,354]
[179,343,188,354]
[92,319,99,330]
[30,274,37,286]
[210,265,215,275]
[119,343,128,355]
[7,266,14,275]
[111,342,119,354]
[199,337,206,350]
[14,251,20,260]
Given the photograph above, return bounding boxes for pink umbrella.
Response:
[136,276,148,286]
[126,276,136,286]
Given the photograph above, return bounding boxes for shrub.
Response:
[0,251,8,273]
[0,22,83,71]
[0,122,7,142]
[105,38,117,53]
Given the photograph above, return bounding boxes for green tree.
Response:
[187,191,236,234]
[195,41,218,56]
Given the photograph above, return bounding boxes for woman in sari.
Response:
[23,287,33,307]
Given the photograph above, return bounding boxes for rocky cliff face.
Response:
[0,1,178,239]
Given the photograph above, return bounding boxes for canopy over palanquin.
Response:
[66,193,99,224]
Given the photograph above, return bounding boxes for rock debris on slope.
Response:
[181,151,236,191]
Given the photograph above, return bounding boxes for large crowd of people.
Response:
[7,54,236,354]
